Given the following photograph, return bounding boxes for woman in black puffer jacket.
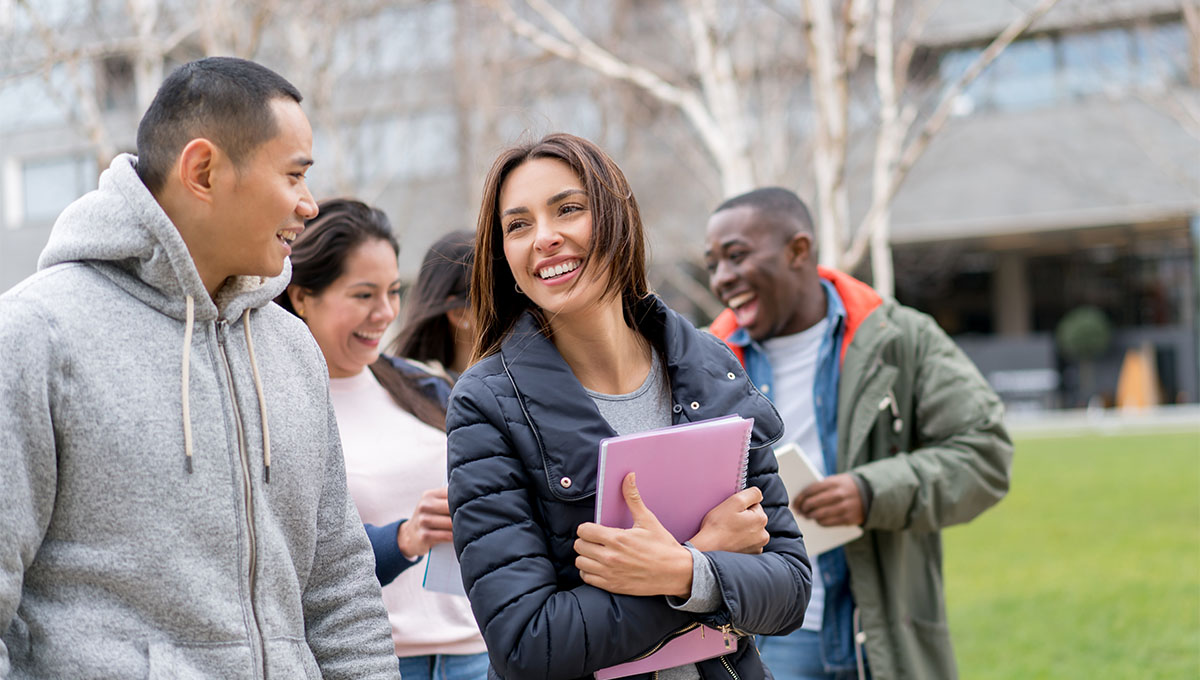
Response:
[446,133,811,680]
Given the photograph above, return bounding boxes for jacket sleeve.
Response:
[301,401,401,680]
[447,375,694,680]
[0,300,60,677]
[701,442,812,637]
[364,521,419,587]
[854,311,1013,533]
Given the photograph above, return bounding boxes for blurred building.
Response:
[888,0,1199,409]
[0,0,1196,409]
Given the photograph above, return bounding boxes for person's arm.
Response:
[0,300,60,674]
[851,310,1013,533]
[302,402,400,680]
[447,375,694,680]
[363,521,420,587]
[692,443,813,637]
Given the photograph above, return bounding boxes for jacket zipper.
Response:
[719,652,740,679]
[716,623,742,679]
[217,320,267,679]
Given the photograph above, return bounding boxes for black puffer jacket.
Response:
[446,296,811,679]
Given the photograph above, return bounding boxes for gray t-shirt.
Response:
[586,351,723,680]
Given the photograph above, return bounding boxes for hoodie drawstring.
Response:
[180,301,272,483]
[242,308,272,483]
[182,295,195,474]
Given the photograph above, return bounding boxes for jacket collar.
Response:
[499,295,783,500]
[710,267,883,367]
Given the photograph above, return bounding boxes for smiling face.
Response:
[498,157,611,322]
[294,238,401,378]
[210,98,318,282]
[704,205,816,342]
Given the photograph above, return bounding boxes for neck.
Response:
[781,274,829,337]
[548,298,651,394]
[450,324,473,376]
[158,188,226,299]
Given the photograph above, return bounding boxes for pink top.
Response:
[330,369,485,658]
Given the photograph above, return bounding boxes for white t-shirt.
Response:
[762,318,829,632]
[330,369,485,658]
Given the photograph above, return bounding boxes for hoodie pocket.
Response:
[266,637,322,680]
[146,638,320,680]
[148,640,254,679]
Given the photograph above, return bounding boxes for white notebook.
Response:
[422,542,467,596]
[774,443,863,556]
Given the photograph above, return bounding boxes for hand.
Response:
[574,472,694,598]
[792,474,865,527]
[688,487,769,554]
[397,486,454,558]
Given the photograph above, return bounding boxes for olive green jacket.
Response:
[839,294,1012,680]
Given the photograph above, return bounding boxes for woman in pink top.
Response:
[278,199,487,680]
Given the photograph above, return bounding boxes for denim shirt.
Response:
[723,279,858,671]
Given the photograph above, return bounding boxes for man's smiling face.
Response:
[704,205,811,342]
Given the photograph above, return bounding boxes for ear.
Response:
[287,284,311,317]
[176,138,221,202]
[785,232,814,269]
[446,303,469,329]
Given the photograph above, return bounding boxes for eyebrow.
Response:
[349,279,402,289]
[705,237,748,258]
[500,188,587,218]
[548,188,585,204]
[292,156,314,169]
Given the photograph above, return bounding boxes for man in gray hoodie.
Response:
[0,58,401,679]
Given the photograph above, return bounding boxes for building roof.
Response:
[886,93,1200,243]
[919,0,1186,48]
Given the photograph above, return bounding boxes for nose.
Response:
[533,219,563,252]
[709,259,736,297]
[371,293,398,324]
[296,183,318,221]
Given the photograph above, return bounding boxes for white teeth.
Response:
[277,230,298,244]
[728,292,755,309]
[538,260,580,279]
[354,331,384,340]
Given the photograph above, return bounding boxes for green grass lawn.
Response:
[945,431,1200,679]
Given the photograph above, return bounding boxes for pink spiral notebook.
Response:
[592,415,753,679]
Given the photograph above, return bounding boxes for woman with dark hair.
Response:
[279,199,487,680]
[390,230,474,381]
[446,134,811,680]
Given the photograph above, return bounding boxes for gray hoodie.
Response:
[0,155,401,679]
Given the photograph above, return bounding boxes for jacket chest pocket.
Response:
[843,362,898,469]
[535,496,596,578]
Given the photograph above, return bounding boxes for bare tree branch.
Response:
[842,0,1063,273]
[484,0,755,195]
[14,0,115,162]
[1184,0,1200,87]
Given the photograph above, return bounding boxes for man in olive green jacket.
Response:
[705,188,1012,680]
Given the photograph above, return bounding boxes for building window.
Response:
[18,153,97,227]
[939,19,1190,115]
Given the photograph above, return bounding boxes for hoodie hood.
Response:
[37,153,289,322]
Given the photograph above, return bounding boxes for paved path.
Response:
[1006,404,1200,439]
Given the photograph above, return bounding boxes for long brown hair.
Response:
[277,198,446,430]
[471,133,649,361]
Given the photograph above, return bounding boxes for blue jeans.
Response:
[759,630,867,680]
[397,652,490,680]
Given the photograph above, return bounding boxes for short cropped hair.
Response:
[714,187,816,238]
[135,57,302,194]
